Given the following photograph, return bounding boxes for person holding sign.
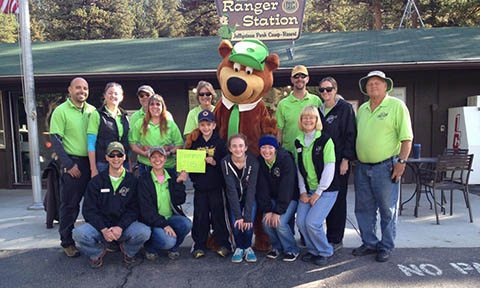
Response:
[221,134,259,263]
[128,94,183,177]
[185,109,230,259]
[138,146,192,261]
[294,106,338,267]
[256,135,300,262]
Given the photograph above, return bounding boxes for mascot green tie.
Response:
[228,104,239,138]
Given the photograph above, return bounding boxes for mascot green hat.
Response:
[228,39,269,71]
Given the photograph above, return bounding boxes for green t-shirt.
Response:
[109,169,126,192]
[128,118,184,168]
[87,108,124,139]
[295,130,336,190]
[356,96,413,163]
[151,169,173,219]
[50,98,96,156]
[183,105,215,136]
[324,107,333,115]
[128,108,175,132]
[275,91,322,155]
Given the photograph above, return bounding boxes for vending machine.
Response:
[447,106,480,184]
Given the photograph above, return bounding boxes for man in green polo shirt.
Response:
[50,77,96,257]
[353,70,413,263]
[275,65,322,154]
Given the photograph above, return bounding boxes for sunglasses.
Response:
[319,87,334,93]
[107,152,124,158]
[198,92,212,97]
[149,102,162,107]
[293,74,308,79]
[138,93,151,98]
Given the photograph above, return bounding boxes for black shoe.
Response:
[313,255,328,266]
[89,249,107,269]
[266,249,280,259]
[282,252,299,262]
[375,250,391,262]
[352,244,377,256]
[302,252,316,262]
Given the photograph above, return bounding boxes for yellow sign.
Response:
[176,149,206,173]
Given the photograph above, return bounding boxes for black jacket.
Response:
[295,133,338,192]
[188,130,227,190]
[257,148,299,215]
[138,169,186,228]
[95,106,130,163]
[319,98,357,162]
[82,169,139,231]
[221,152,258,223]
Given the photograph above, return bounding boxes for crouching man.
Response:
[73,142,151,268]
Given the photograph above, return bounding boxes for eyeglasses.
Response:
[198,92,212,97]
[107,152,124,158]
[149,102,162,107]
[301,116,316,120]
[319,87,334,93]
[138,92,151,98]
[293,74,308,79]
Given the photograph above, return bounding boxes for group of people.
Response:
[49,65,412,269]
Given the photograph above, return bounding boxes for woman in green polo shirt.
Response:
[128,94,184,177]
[183,81,216,136]
[294,105,338,267]
[87,82,130,178]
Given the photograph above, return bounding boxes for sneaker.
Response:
[193,249,205,259]
[144,250,159,261]
[168,251,180,260]
[244,247,257,263]
[375,250,392,262]
[63,245,80,257]
[282,252,299,262]
[352,244,377,257]
[231,248,244,263]
[331,241,343,252]
[301,252,316,263]
[217,246,230,258]
[313,255,328,266]
[119,243,136,264]
[89,249,107,269]
[266,249,280,259]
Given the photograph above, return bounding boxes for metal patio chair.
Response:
[419,154,474,224]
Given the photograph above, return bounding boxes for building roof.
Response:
[0,26,479,78]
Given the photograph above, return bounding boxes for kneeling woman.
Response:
[257,135,300,262]
[295,106,338,266]
[138,146,192,260]
[222,134,259,263]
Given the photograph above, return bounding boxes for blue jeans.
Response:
[72,221,150,259]
[145,215,192,253]
[263,200,299,254]
[297,191,338,257]
[354,160,400,252]
[229,201,257,249]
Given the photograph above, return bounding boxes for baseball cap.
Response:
[148,146,167,158]
[137,85,154,95]
[291,65,309,77]
[228,39,269,71]
[198,109,215,123]
[106,141,125,155]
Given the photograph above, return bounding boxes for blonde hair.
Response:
[298,105,323,132]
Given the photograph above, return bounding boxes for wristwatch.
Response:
[397,158,406,164]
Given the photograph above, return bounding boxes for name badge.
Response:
[101,188,110,193]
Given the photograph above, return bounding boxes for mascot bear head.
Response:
[217,39,280,105]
